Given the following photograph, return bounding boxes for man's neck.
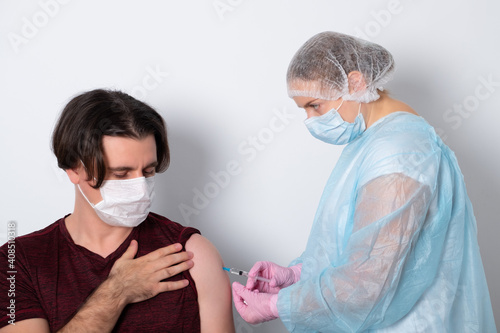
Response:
[65,205,134,258]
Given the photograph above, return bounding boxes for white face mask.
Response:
[78,176,155,227]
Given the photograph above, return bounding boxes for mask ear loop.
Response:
[78,184,96,208]
[78,159,99,208]
[336,99,345,111]
[80,159,99,184]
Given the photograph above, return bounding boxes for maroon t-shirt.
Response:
[0,213,201,332]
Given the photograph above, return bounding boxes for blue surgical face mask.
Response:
[304,100,366,145]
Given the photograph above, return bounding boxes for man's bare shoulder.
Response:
[185,234,235,332]
[185,234,224,279]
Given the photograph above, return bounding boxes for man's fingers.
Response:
[153,258,194,281]
[145,243,184,261]
[157,279,190,293]
[120,239,139,260]
[149,250,194,272]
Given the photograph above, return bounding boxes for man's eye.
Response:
[311,104,319,110]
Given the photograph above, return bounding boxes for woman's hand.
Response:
[245,261,302,293]
[232,282,278,324]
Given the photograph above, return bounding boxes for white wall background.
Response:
[1,0,499,331]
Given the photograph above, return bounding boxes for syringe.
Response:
[223,267,271,283]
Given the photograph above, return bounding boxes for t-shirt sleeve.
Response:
[178,227,201,250]
[0,240,47,328]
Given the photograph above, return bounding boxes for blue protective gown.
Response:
[277,112,497,332]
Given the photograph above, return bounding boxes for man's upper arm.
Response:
[0,318,50,333]
[186,234,234,333]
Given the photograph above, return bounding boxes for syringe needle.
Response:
[223,267,271,283]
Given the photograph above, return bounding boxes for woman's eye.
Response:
[311,104,319,110]
[113,173,127,178]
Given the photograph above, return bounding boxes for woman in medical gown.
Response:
[232,32,497,332]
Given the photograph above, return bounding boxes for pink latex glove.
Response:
[246,261,302,293]
[232,282,279,324]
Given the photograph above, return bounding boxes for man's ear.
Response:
[347,71,367,94]
[65,165,85,185]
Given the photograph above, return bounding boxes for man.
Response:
[0,89,234,332]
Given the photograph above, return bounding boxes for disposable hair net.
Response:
[287,31,395,103]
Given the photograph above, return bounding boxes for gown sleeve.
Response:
[278,140,444,332]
